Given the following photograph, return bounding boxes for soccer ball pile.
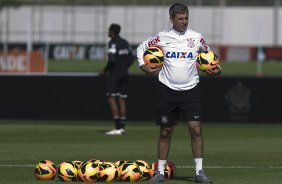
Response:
[34,159,176,182]
[196,51,219,70]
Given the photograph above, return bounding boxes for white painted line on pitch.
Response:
[177,166,282,169]
[0,164,281,169]
[269,166,282,169]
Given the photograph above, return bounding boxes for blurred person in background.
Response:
[103,23,134,135]
[136,3,221,183]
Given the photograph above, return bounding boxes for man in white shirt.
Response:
[136,3,221,183]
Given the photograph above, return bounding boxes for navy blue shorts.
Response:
[156,82,202,127]
[106,72,128,98]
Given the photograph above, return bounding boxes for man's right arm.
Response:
[136,37,162,76]
[103,41,116,74]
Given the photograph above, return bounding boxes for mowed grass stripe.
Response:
[48,59,282,76]
[0,120,282,184]
[0,164,282,169]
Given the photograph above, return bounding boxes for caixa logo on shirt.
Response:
[165,51,193,59]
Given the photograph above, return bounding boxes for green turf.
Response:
[48,59,282,76]
[0,120,282,183]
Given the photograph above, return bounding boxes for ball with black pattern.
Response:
[120,161,141,182]
[34,160,57,180]
[78,161,100,182]
[99,161,120,182]
[57,161,78,181]
[143,46,164,68]
[196,51,219,70]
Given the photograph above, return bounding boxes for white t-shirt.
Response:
[136,28,210,91]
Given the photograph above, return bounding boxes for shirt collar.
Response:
[171,28,187,36]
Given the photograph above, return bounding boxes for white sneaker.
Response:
[105,129,123,135]
[120,128,125,133]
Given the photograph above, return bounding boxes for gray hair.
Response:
[169,3,189,18]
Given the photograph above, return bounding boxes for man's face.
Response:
[170,12,189,33]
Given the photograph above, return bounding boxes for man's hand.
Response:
[140,64,162,76]
[205,64,221,77]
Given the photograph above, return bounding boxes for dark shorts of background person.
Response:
[156,82,202,127]
[106,71,128,98]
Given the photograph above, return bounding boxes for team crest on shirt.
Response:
[161,116,168,124]
[187,38,195,48]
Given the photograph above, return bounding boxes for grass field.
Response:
[48,59,282,77]
[0,120,282,183]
